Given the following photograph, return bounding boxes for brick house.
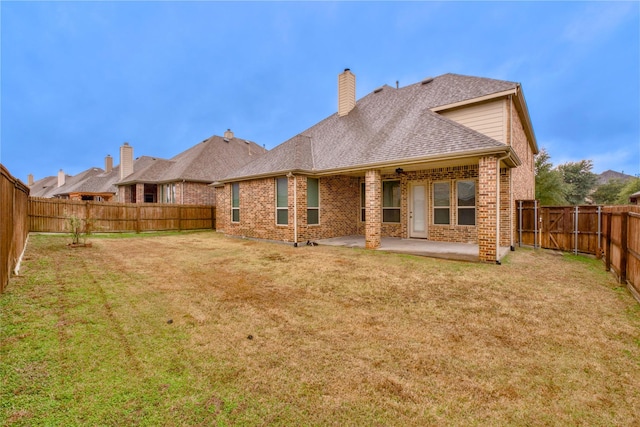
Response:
[216,69,537,262]
[116,131,266,205]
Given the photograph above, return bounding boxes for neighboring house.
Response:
[30,167,104,199]
[214,70,538,262]
[29,154,163,202]
[630,191,640,205]
[115,131,266,205]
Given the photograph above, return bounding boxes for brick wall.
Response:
[365,170,382,249]
[297,175,360,242]
[508,96,536,248]
[216,177,293,242]
[174,182,216,205]
[217,162,513,259]
[478,156,498,262]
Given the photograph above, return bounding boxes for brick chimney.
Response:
[57,169,65,187]
[27,174,34,186]
[224,129,234,139]
[105,155,113,173]
[119,142,134,180]
[338,68,356,117]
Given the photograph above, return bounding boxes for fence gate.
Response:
[517,202,602,255]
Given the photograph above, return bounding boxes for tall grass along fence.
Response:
[517,200,640,302]
[1,164,30,293]
[28,198,216,233]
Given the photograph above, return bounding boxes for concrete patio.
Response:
[315,235,511,262]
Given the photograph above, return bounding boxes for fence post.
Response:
[518,200,522,247]
[136,205,141,234]
[534,200,538,249]
[211,206,215,230]
[597,206,601,258]
[620,212,628,284]
[178,206,183,231]
[605,212,612,272]
[574,206,578,256]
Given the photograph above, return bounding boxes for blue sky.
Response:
[1,1,639,184]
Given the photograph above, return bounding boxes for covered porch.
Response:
[316,235,512,262]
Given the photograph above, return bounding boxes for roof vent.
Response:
[373,86,384,93]
[223,138,230,143]
[244,140,250,144]
[421,77,434,85]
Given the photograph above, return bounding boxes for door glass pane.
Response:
[413,185,425,233]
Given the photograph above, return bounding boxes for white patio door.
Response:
[409,183,428,238]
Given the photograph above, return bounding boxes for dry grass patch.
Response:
[2,231,639,426]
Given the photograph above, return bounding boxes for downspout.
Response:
[181,180,185,204]
[287,172,298,246]
[509,95,514,250]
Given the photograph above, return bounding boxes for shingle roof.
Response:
[117,135,266,185]
[33,167,104,198]
[29,175,61,198]
[223,73,519,181]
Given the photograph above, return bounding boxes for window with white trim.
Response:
[382,180,400,223]
[457,180,476,226]
[276,177,288,225]
[433,182,450,225]
[307,178,319,225]
[231,182,240,223]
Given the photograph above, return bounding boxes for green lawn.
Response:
[2,232,639,426]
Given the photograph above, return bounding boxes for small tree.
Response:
[616,178,640,205]
[557,160,598,205]
[591,179,626,205]
[66,215,92,245]
[535,149,569,205]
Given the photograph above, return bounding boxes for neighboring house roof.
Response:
[54,157,157,196]
[222,73,524,182]
[31,167,103,198]
[630,191,640,203]
[117,135,266,185]
[29,175,60,198]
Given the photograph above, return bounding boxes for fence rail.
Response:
[1,164,30,293]
[28,198,216,233]
[517,200,640,302]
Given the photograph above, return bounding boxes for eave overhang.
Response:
[214,146,521,184]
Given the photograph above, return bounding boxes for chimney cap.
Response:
[344,68,350,72]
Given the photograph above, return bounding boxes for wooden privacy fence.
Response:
[601,206,640,301]
[516,201,602,254]
[517,200,640,301]
[29,198,216,233]
[1,164,30,293]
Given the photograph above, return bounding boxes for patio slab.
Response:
[315,235,511,262]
